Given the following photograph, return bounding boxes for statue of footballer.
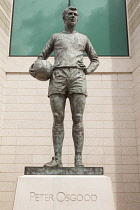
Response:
[29,6,99,167]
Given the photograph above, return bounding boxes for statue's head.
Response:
[62,6,78,26]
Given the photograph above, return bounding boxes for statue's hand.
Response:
[77,61,87,73]
[29,60,53,81]
[29,64,36,78]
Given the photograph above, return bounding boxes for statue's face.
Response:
[64,10,78,26]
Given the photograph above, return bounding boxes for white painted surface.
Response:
[13,175,116,210]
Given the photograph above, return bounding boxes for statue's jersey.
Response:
[38,31,99,72]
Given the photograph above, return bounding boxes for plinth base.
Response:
[24,167,103,175]
[13,175,116,210]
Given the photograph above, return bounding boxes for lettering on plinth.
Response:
[30,192,97,202]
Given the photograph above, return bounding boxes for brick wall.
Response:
[0,0,12,210]
[128,0,140,182]
[2,70,139,210]
[0,0,10,136]
[0,0,11,131]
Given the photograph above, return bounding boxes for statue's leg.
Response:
[44,94,66,167]
[69,93,86,167]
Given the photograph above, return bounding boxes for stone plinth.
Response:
[24,167,104,175]
[13,175,116,210]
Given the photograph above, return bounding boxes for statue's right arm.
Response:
[37,35,54,60]
[85,37,99,75]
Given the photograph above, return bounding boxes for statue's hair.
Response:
[63,6,78,21]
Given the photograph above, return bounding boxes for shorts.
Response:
[48,68,87,97]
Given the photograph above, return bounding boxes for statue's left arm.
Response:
[85,37,99,75]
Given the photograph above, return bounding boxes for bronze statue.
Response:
[31,6,99,167]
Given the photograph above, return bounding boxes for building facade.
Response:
[0,0,140,209]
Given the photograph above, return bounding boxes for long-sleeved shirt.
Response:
[38,31,99,74]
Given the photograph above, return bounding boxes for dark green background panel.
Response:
[10,0,129,56]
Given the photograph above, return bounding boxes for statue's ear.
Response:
[63,16,65,22]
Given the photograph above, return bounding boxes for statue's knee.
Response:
[53,112,64,124]
[73,113,83,124]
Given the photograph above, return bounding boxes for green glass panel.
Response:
[10,0,129,56]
